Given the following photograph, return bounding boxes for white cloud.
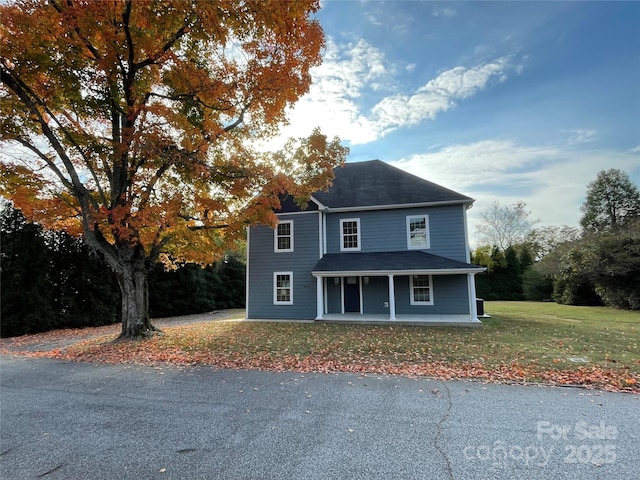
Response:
[312,38,388,98]
[389,140,640,246]
[269,38,520,148]
[566,129,597,145]
[364,11,382,27]
[392,139,556,192]
[371,92,448,127]
[432,7,457,18]
[420,57,513,99]
[259,38,390,149]
[369,56,517,137]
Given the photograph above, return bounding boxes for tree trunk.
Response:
[116,245,159,339]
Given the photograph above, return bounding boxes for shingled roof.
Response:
[312,160,473,209]
[312,251,483,274]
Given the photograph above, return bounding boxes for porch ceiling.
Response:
[312,251,485,276]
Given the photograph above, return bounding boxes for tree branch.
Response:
[1,64,90,202]
[134,25,190,70]
[49,0,102,62]
[223,102,250,132]
[14,137,73,190]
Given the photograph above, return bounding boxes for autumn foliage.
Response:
[0,0,348,337]
[1,319,637,394]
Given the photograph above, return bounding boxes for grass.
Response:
[477,302,639,370]
[3,302,639,391]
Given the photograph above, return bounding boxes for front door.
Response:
[344,276,360,313]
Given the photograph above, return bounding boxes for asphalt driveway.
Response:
[1,309,246,353]
[1,355,638,480]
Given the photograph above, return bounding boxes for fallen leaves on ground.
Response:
[1,321,638,394]
[0,324,120,348]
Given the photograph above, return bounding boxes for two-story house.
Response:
[246,160,486,325]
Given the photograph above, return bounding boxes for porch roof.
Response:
[312,251,485,276]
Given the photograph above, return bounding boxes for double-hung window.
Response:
[274,220,293,252]
[273,272,293,305]
[410,275,433,305]
[406,215,429,249]
[340,218,361,251]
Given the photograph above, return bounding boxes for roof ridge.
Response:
[313,159,473,208]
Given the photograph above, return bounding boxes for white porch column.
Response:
[468,273,478,320]
[315,275,324,320]
[387,274,396,321]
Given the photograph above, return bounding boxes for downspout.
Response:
[463,202,473,263]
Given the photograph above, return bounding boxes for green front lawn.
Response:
[479,301,638,370]
[6,301,640,392]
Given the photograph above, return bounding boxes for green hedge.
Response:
[1,204,246,337]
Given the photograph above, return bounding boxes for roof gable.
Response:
[274,194,319,213]
[313,160,472,209]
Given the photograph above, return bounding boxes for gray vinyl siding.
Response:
[247,212,320,319]
[362,276,391,314]
[326,205,468,261]
[325,278,342,314]
[394,275,470,315]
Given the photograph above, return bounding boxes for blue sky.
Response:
[273,0,640,246]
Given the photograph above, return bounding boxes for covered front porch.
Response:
[311,251,486,325]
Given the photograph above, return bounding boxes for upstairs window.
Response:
[274,220,293,252]
[410,275,433,305]
[273,272,293,305]
[407,215,430,249]
[340,218,361,251]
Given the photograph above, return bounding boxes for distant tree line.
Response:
[1,204,245,337]
[472,244,535,301]
[472,169,640,310]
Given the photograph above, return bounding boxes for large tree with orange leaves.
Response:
[0,0,347,337]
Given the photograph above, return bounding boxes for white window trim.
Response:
[274,220,294,253]
[340,218,361,252]
[406,215,430,250]
[410,274,434,305]
[273,272,293,305]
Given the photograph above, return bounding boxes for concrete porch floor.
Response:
[316,313,482,327]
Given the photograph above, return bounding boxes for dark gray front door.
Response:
[344,277,360,313]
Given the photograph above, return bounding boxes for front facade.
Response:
[246,160,485,324]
